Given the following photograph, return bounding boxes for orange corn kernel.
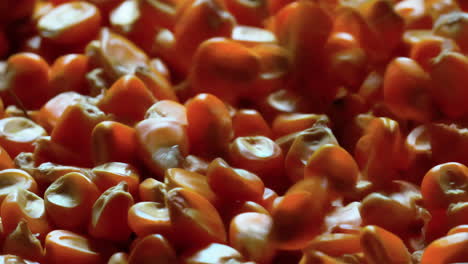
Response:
[229,136,283,185]
[37,2,101,45]
[145,100,187,125]
[229,212,275,263]
[0,117,47,158]
[86,28,149,81]
[284,126,338,183]
[135,119,189,178]
[49,54,90,95]
[189,38,260,105]
[51,102,107,166]
[1,188,50,238]
[92,162,140,196]
[250,44,289,98]
[331,7,371,47]
[91,121,138,165]
[182,243,253,264]
[272,113,329,139]
[421,162,468,211]
[108,252,128,264]
[232,109,272,138]
[207,158,264,202]
[383,57,433,122]
[128,234,177,264]
[98,75,156,125]
[1,53,51,109]
[186,93,233,158]
[138,178,167,203]
[271,179,329,250]
[165,168,216,203]
[0,169,37,204]
[127,202,172,237]
[355,117,407,187]
[305,233,361,257]
[430,51,468,119]
[395,0,431,29]
[433,12,468,53]
[166,188,226,247]
[89,182,134,242]
[174,0,236,74]
[304,144,359,196]
[45,230,103,264]
[273,2,332,60]
[360,225,412,264]
[32,162,88,186]
[3,221,44,262]
[422,231,468,263]
[325,33,367,90]
[360,181,427,236]
[38,92,85,132]
[361,0,405,58]
[274,3,336,111]
[44,172,100,230]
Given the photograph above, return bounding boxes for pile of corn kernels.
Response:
[0,0,468,263]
